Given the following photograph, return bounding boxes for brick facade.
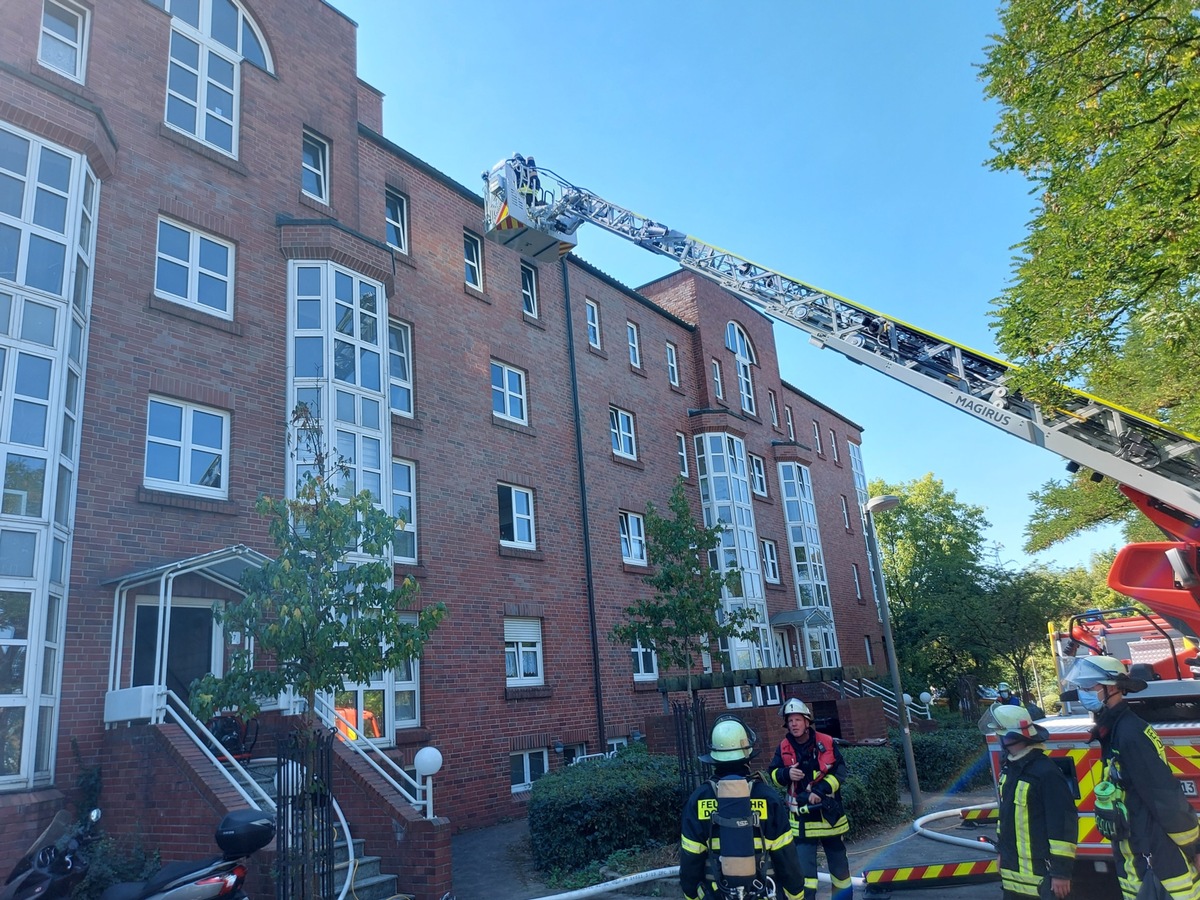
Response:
[0,1,887,893]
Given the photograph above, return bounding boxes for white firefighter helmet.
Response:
[700,715,757,763]
[780,698,813,722]
[1064,655,1128,689]
[997,682,1011,694]
[984,703,1048,745]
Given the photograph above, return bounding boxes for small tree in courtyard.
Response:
[610,478,757,696]
[191,404,444,723]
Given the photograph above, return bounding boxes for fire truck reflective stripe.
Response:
[862,859,999,885]
[1170,745,1200,776]
[960,808,999,822]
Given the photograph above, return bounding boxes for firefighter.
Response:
[768,698,852,900]
[680,715,804,900]
[985,704,1078,899]
[997,682,1022,706]
[1065,655,1200,900]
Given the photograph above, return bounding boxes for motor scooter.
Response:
[1,808,102,900]
[99,810,275,900]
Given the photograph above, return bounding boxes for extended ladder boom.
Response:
[483,155,1200,527]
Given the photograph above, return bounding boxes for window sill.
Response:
[670,384,686,395]
[506,685,552,701]
[522,312,545,330]
[633,679,659,692]
[765,580,788,592]
[394,562,427,580]
[464,283,488,303]
[138,487,240,516]
[158,123,248,176]
[629,364,646,378]
[148,294,242,335]
[391,248,416,269]
[611,453,645,471]
[492,415,537,438]
[587,345,607,360]
[298,191,337,218]
[499,545,545,561]
[622,561,651,574]
[393,727,432,747]
[392,412,422,431]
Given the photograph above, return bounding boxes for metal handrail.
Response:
[312,696,432,817]
[162,690,276,812]
[839,677,932,722]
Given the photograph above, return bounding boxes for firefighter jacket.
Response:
[679,774,804,900]
[996,746,1078,897]
[768,730,849,839]
[1099,700,1200,897]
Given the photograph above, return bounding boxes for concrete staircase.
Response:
[239,759,405,900]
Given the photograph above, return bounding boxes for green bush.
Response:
[74,835,160,900]
[528,745,682,872]
[840,746,902,837]
[891,728,995,794]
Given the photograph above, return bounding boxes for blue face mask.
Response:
[1079,689,1105,712]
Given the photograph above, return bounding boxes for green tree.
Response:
[868,474,991,695]
[609,479,756,695]
[981,1,1200,545]
[191,406,445,724]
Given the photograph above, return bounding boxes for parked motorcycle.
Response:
[2,808,102,900]
[99,810,275,900]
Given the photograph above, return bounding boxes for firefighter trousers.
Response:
[1114,837,1200,900]
[795,836,851,900]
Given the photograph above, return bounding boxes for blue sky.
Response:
[330,0,1123,570]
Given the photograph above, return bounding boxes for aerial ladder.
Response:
[482,154,1200,632]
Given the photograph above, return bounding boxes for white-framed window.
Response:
[504,617,543,688]
[385,190,408,254]
[391,458,416,563]
[143,396,229,498]
[301,130,329,203]
[520,263,538,317]
[676,431,689,477]
[725,322,756,415]
[749,454,767,496]
[619,510,646,564]
[812,420,823,455]
[830,430,840,463]
[463,231,483,289]
[632,639,658,681]
[607,736,629,754]
[785,407,795,441]
[387,320,413,417]
[393,651,420,728]
[779,462,834,613]
[711,359,723,399]
[510,748,548,793]
[841,495,852,530]
[768,390,779,427]
[491,361,527,425]
[609,406,636,459]
[498,483,535,548]
[761,539,780,584]
[39,0,88,81]
[627,322,641,368]
[585,299,601,348]
[159,0,269,157]
[154,218,234,318]
[852,563,862,600]
[665,341,679,386]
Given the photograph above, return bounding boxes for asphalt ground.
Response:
[449,786,1017,900]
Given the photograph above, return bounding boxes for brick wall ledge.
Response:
[505,686,552,701]
[138,487,241,515]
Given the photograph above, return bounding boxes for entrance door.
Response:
[131,602,218,705]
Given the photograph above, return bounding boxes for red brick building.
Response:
[0,0,887,894]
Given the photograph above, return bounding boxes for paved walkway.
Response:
[449,787,998,900]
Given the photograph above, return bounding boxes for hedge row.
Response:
[526,729,997,874]
[527,745,682,873]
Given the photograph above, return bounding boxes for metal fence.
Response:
[276,729,336,900]
[673,698,710,796]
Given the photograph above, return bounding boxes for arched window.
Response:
[724,322,757,415]
[154,0,273,157]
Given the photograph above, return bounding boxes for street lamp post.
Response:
[864,494,923,817]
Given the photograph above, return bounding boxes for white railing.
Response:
[312,696,436,819]
[839,677,932,725]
